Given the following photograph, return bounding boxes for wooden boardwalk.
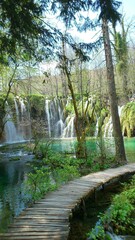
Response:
[0,163,135,240]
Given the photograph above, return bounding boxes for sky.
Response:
[70,0,135,42]
[44,0,135,43]
[122,0,135,19]
[40,0,135,72]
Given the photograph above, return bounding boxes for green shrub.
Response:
[24,145,80,202]
[24,166,56,202]
[87,175,135,239]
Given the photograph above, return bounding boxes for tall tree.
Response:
[59,36,89,158]
[92,0,126,163]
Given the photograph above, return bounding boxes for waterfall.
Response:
[56,119,65,137]
[56,99,65,137]
[4,112,23,143]
[45,99,51,137]
[45,98,76,138]
[104,116,113,137]
[88,219,125,240]
[14,98,24,140]
[14,98,19,124]
[20,98,26,115]
[94,117,99,137]
[45,98,65,138]
[4,98,32,143]
[104,106,124,138]
[106,232,124,240]
[19,98,31,140]
[62,115,75,138]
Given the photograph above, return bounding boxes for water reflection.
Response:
[0,147,32,232]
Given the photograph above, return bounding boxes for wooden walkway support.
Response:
[0,163,135,240]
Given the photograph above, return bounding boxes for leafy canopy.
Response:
[0,0,57,64]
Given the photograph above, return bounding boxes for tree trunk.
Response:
[102,18,127,164]
[61,37,87,158]
[122,70,129,104]
[64,66,87,158]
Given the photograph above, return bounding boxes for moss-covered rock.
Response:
[120,102,135,137]
[27,94,45,118]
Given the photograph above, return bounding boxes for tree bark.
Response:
[102,18,127,164]
[64,64,87,158]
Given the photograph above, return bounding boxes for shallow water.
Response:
[51,137,135,162]
[0,144,33,232]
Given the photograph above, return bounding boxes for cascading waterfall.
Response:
[104,116,113,137]
[19,98,31,140]
[4,103,24,143]
[4,114,21,143]
[62,115,75,138]
[104,106,124,138]
[45,99,51,137]
[14,98,24,140]
[4,98,31,143]
[20,98,26,114]
[45,98,65,138]
[89,220,125,240]
[45,98,76,138]
[1,93,131,144]
[94,117,99,137]
[106,232,125,240]
[55,99,65,137]
[14,98,19,124]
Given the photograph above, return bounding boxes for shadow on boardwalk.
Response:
[0,163,135,240]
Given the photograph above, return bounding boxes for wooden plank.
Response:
[9,227,68,232]
[15,215,68,220]
[0,231,69,236]
[10,222,69,227]
[0,234,68,240]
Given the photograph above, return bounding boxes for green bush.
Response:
[24,144,80,202]
[87,175,135,239]
[121,102,135,137]
[24,166,56,202]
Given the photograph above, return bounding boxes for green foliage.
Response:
[25,142,80,202]
[0,0,56,64]
[33,140,52,159]
[121,102,135,137]
[43,151,80,185]
[53,165,79,185]
[65,100,75,114]
[0,95,5,114]
[28,94,45,117]
[110,196,134,230]
[87,175,135,239]
[28,94,45,108]
[88,223,106,240]
[6,94,15,109]
[25,166,56,202]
